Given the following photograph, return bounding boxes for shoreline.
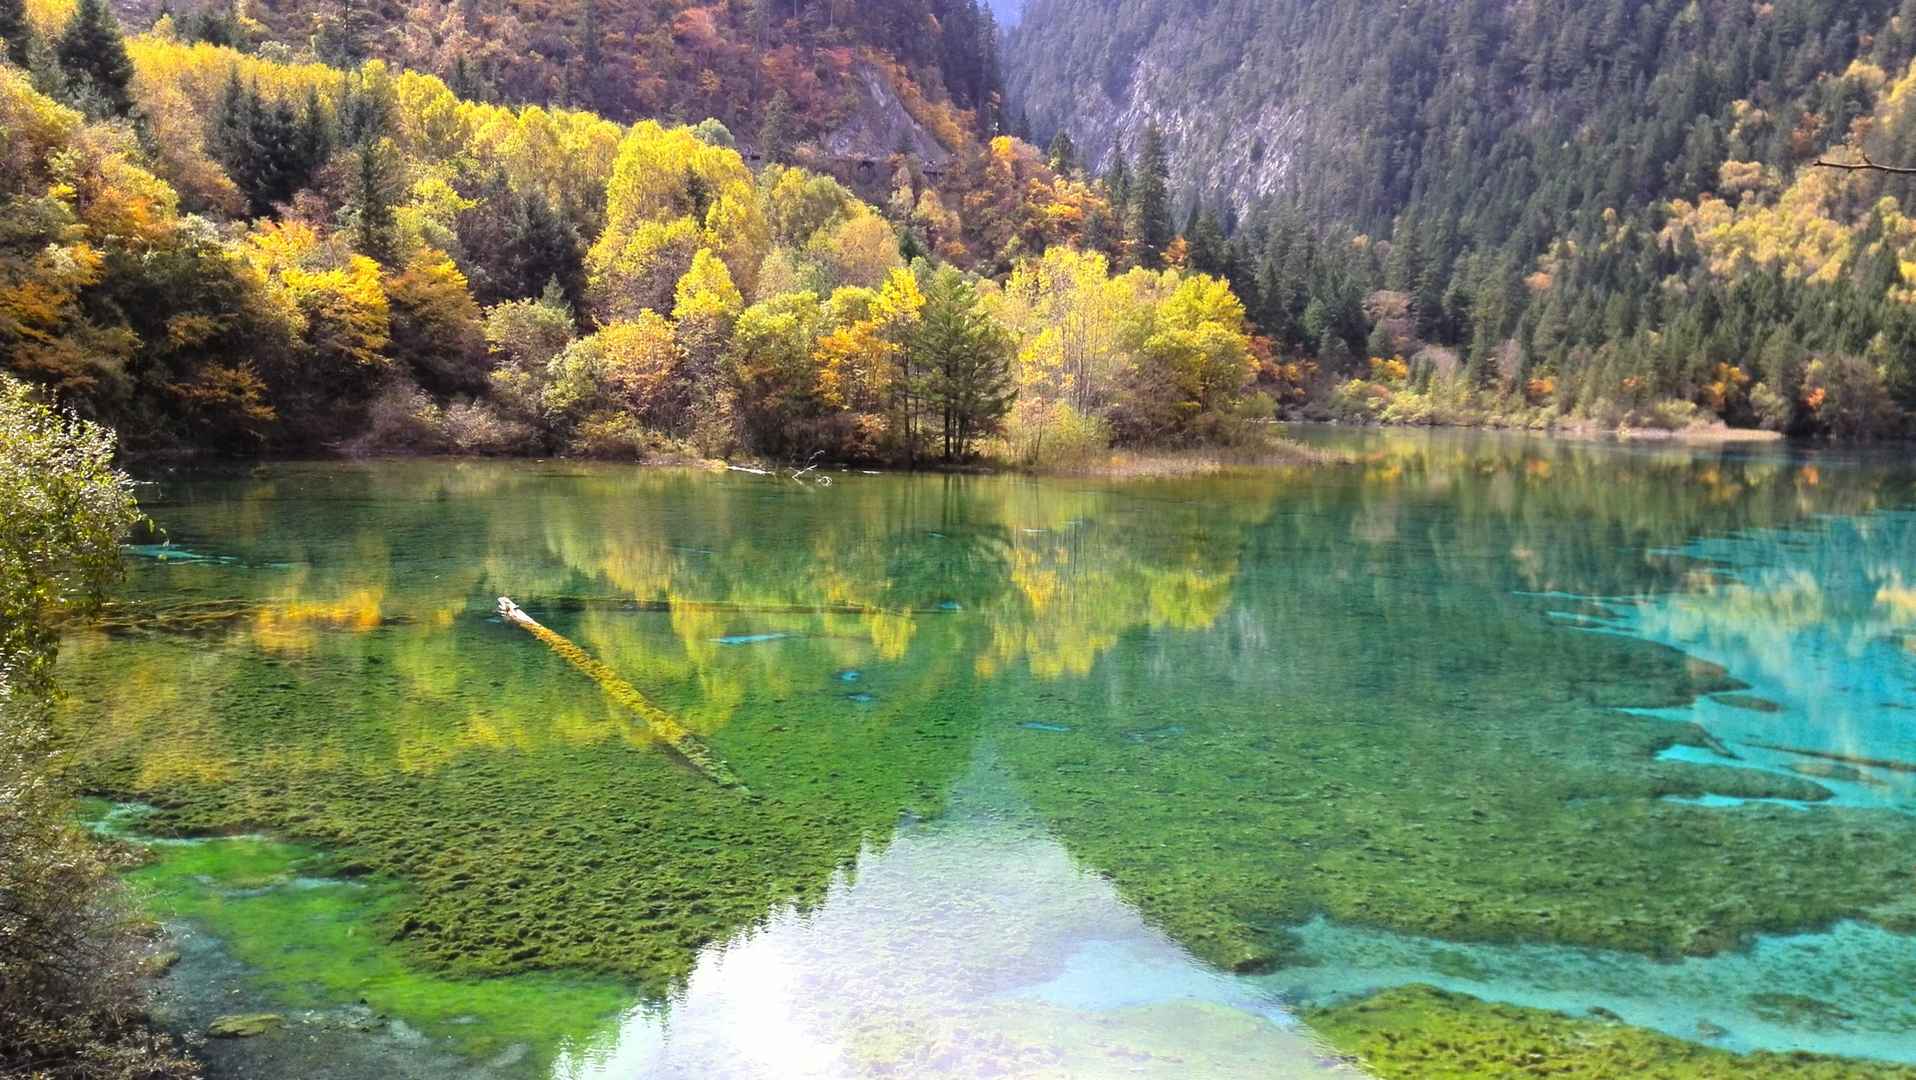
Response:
[117,438,1351,481]
[117,418,1810,481]
[1282,417,1792,446]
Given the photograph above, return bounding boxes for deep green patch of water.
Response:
[52,432,1916,1077]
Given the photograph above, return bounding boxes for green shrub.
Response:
[1,375,195,1079]
[443,400,538,455]
[1749,381,1793,432]
[999,397,1112,469]
[566,411,699,461]
[1643,399,1701,431]
[352,382,450,453]
[1804,356,1902,441]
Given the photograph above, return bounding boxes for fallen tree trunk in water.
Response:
[494,595,960,617]
[496,596,750,793]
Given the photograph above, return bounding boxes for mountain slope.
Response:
[118,0,1010,153]
[1009,0,1910,228]
[1008,0,1916,437]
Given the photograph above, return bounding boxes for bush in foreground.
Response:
[1,374,194,1079]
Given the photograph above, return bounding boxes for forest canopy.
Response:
[1008,0,1916,439]
[0,3,1261,464]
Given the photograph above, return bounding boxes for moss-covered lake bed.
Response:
[55,430,1916,1077]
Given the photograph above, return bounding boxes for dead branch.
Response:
[1811,151,1916,175]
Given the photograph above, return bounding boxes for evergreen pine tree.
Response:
[1131,123,1173,268]
[1189,208,1230,278]
[351,139,401,265]
[209,68,251,175]
[759,89,793,164]
[914,267,1015,462]
[1103,151,1130,213]
[580,0,601,100]
[2,0,36,68]
[503,186,585,309]
[979,5,1004,131]
[55,0,135,117]
[314,0,372,66]
[1045,130,1077,175]
[296,87,333,174]
[182,0,242,48]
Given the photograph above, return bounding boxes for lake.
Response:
[55,426,1916,1078]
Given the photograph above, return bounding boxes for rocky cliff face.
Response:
[823,62,956,167]
[1006,0,1321,211]
[1037,50,1311,208]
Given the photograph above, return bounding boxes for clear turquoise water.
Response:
[56,428,1916,1077]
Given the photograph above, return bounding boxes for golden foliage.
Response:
[589,121,767,317]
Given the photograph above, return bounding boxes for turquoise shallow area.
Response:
[1549,509,1916,812]
[1280,916,1916,1062]
[50,430,1916,1077]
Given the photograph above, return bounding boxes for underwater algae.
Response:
[1308,986,1916,1079]
[60,618,990,988]
[991,438,1916,971]
[995,620,1916,972]
[83,801,631,1071]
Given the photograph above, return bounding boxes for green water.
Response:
[53,427,1916,1078]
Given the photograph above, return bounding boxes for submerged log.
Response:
[1748,741,1916,775]
[494,594,958,617]
[79,598,413,635]
[496,597,750,793]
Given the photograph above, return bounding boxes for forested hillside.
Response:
[114,0,1013,148]
[1008,0,1916,437]
[0,0,1271,465]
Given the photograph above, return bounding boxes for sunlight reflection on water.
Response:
[552,748,1366,1080]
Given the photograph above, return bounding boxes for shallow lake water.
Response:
[55,427,1916,1078]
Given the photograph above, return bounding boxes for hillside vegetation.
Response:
[1009,0,1916,438]
[0,0,1266,467]
[109,0,1011,142]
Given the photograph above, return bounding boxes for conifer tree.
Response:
[1046,130,1077,175]
[502,186,585,308]
[55,0,134,117]
[351,139,402,265]
[1131,123,1172,268]
[181,0,243,48]
[296,87,333,171]
[314,0,373,66]
[580,0,601,89]
[1103,151,1130,215]
[209,68,250,170]
[914,266,1015,462]
[1,0,35,68]
[212,75,327,216]
[759,89,793,164]
[1188,208,1230,278]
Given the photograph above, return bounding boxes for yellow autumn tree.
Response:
[669,248,746,452]
[239,220,391,436]
[587,121,767,319]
